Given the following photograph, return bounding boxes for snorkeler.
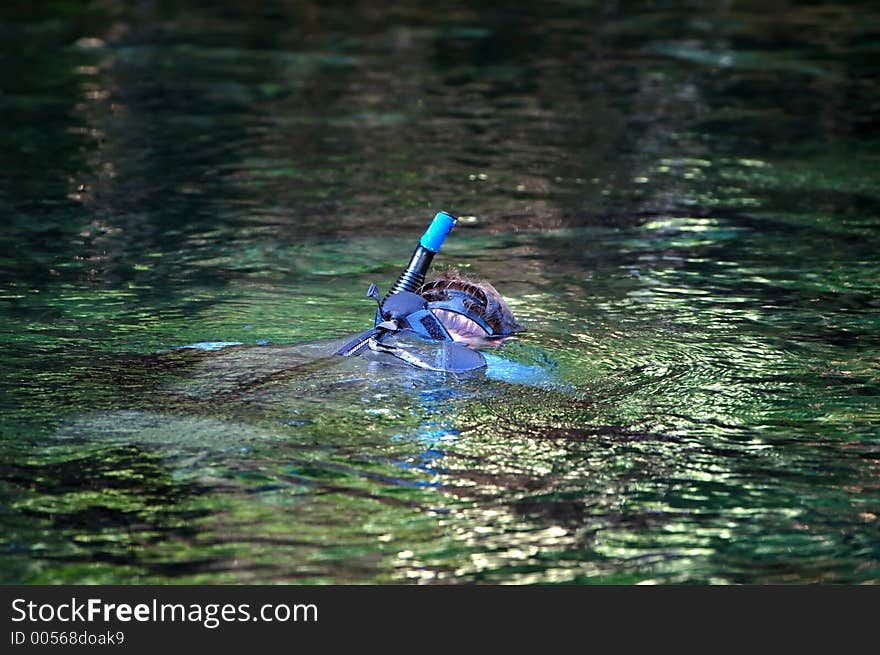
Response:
[152,211,532,397]
[336,211,524,373]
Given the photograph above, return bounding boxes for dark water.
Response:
[2,0,879,583]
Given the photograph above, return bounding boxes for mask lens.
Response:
[431,309,490,340]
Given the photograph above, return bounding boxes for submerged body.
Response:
[55,330,557,462]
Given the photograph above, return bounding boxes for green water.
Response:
[2,0,879,584]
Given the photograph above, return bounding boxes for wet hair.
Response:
[417,268,524,338]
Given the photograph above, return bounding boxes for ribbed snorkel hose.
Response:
[383,211,457,300]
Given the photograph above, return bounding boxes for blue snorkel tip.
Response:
[419,211,457,253]
[380,210,458,301]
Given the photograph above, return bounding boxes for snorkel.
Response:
[336,211,460,358]
[374,210,457,332]
[384,211,457,298]
[336,210,511,372]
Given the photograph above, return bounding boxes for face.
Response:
[430,309,513,349]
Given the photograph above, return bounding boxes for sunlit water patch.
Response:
[2,0,879,584]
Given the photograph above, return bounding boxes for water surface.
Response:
[2,0,879,584]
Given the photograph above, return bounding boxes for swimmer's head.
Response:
[417,269,524,348]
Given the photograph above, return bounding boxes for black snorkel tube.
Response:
[384,211,457,298]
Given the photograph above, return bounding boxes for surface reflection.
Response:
[1,0,879,584]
